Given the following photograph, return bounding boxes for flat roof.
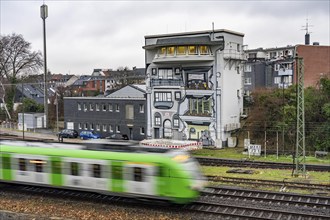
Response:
[145,29,244,39]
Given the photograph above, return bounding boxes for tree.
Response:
[0,33,43,117]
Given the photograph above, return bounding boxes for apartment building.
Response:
[144,29,246,148]
[244,44,330,96]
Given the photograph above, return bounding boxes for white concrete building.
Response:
[143,29,246,148]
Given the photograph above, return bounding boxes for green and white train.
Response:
[0,140,206,204]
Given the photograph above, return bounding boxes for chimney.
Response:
[305,33,310,45]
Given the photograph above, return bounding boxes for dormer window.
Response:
[166,47,175,56]
[177,46,186,55]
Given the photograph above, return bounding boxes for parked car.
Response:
[106,134,129,140]
[57,129,79,138]
[79,130,101,140]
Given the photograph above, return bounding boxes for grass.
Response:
[192,147,330,165]
[201,166,330,185]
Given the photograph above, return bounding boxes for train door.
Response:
[51,157,63,186]
[1,153,12,181]
[111,161,124,193]
[124,163,156,196]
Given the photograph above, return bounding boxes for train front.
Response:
[167,149,207,204]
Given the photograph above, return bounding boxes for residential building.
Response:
[243,44,330,96]
[144,29,246,148]
[64,84,146,140]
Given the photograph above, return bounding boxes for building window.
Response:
[274,77,281,84]
[158,69,173,80]
[199,46,209,55]
[152,68,157,76]
[189,97,211,115]
[116,104,120,112]
[90,123,94,130]
[78,103,81,110]
[166,46,175,56]
[139,104,144,113]
[177,46,186,55]
[96,103,100,111]
[89,103,94,111]
[126,104,134,119]
[83,103,87,111]
[154,113,161,126]
[155,92,172,102]
[78,123,82,129]
[244,77,252,85]
[140,127,145,135]
[175,91,181,100]
[275,64,279,71]
[237,43,240,52]
[109,104,113,112]
[173,115,179,128]
[102,104,106,111]
[103,124,107,132]
[84,123,88,130]
[159,47,166,56]
[244,64,252,72]
[96,124,100,131]
[116,125,120,133]
[188,46,197,55]
[109,125,113,132]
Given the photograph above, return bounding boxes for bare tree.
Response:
[0,33,43,116]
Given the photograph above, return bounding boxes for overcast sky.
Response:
[1,0,329,75]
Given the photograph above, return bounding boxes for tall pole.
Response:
[294,56,306,177]
[41,4,48,128]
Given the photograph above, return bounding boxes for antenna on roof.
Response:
[212,22,215,40]
[301,17,313,45]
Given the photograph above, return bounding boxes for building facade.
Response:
[243,44,330,96]
[64,85,146,140]
[144,29,246,148]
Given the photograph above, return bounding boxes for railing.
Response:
[150,79,184,87]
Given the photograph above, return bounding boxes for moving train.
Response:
[0,140,206,204]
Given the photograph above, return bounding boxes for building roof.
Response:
[144,29,244,39]
[106,84,145,100]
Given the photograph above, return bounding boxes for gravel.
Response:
[0,189,195,220]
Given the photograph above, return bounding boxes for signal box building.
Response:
[143,29,246,148]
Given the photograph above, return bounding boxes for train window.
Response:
[52,161,61,174]
[134,167,145,182]
[19,158,27,171]
[92,164,101,178]
[71,162,79,176]
[112,165,122,179]
[35,160,43,173]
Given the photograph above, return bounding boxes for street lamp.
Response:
[40,4,48,128]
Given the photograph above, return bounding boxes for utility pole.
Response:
[294,56,306,177]
[40,4,48,128]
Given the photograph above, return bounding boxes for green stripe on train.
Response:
[2,153,12,180]
[51,156,63,186]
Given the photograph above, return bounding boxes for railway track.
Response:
[1,183,329,219]
[196,156,330,172]
[207,175,330,192]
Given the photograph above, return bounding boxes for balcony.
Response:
[153,55,214,64]
[151,79,184,87]
[223,49,247,61]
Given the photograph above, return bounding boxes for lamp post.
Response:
[40,4,48,128]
